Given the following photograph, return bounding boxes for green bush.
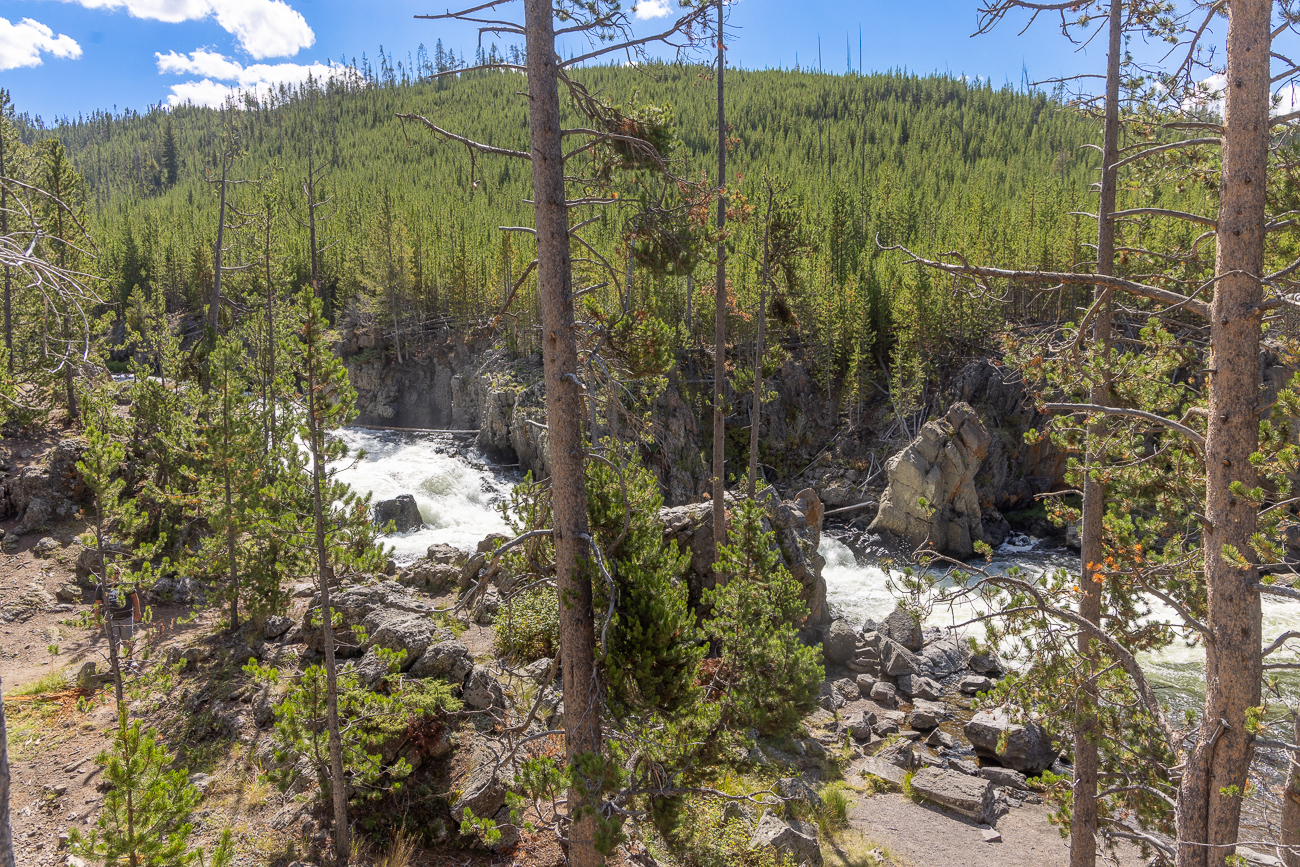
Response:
[492,586,559,662]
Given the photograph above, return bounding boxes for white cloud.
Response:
[0,16,82,70]
[63,0,313,58]
[633,0,673,20]
[157,49,349,106]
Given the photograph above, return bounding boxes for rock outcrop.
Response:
[659,488,829,625]
[870,403,992,558]
[1,440,91,535]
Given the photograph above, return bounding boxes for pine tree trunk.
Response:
[1282,710,1299,867]
[749,191,772,499]
[522,4,602,864]
[1176,3,1269,863]
[308,399,349,865]
[712,0,727,562]
[0,673,14,867]
[210,157,229,335]
[225,469,239,631]
[92,507,125,707]
[1072,6,1121,865]
[1,116,10,378]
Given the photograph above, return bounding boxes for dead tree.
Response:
[401,3,718,864]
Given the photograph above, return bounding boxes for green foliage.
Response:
[491,586,559,662]
[69,714,234,867]
[587,445,705,718]
[704,498,824,736]
[244,660,459,804]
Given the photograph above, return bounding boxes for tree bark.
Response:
[2,108,11,378]
[712,0,727,561]
[0,673,14,867]
[308,386,349,865]
[1072,5,1121,866]
[1176,3,1269,863]
[523,4,602,865]
[749,189,772,499]
[1282,710,1299,867]
[209,155,229,336]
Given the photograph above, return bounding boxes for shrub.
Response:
[492,586,559,662]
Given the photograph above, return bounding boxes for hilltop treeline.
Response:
[27,61,1208,402]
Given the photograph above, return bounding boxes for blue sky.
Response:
[0,0,1209,121]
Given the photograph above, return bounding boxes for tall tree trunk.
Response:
[225,469,239,631]
[307,142,320,298]
[308,392,349,865]
[1072,5,1121,865]
[749,190,772,499]
[209,157,229,335]
[95,509,124,707]
[1177,3,1269,863]
[522,4,602,865]
[0,673,13,867]
[1282,710,1300,867]
[712,0,727,561]
[2,116,10,378]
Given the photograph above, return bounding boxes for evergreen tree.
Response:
[68,714,234,867]
[703,497,823,736]
[161,115,179,187]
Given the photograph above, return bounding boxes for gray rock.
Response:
[845,653,880,675]
[879,637,921,676]
[426,543,468,566]
[748,812,822,867]
[775,777,822,816]
[462,666,505,711]
[964,709,1059,773]
[897,674,942,700]
[880,604,923,651]
[832,678,859,702]
[33,536,59,557]
[350,646,391,689]
[907,700,947,731]
[362,609,445,669]
[301,580,441,654]
[373,494,423,532]
[488,803,521,851]
[870,681,898,707]
[979,766,1029,791]
[925,729,955,750]
[842,710,876,741]
[410,640,474,684]
[909,767,995,822]
[263,615,294,639]
[817,681,845,712]
[915,633,970,678]
[858,757,906,790]
[960,674,995,694]
[53,582,82,603]
[870,738,914,769]
[869,403,994,558]
[951,758,981,776]
[969,650,1004,676]
[451,745,516,822]
[854,674,878,698]
[398,562,461,595]
[823,618,858,664]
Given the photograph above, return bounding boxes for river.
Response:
[335,427,1298,842]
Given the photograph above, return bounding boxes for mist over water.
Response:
[330,428,520,561]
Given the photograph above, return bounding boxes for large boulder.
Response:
[909,767,996,823]
[749,812,822,867]
[880,604,923,651]
[659,488,829,626]
[410,640,474,684]
[301,580,442,656]
[964,708,1059,773]
[869,403,992,558]
[373,495,423,533]
[879,636,921,676]
[822,619,858,664]
[916,633,970,679]
[361,609,446,669]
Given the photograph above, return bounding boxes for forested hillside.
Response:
[21,62,1210,399]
